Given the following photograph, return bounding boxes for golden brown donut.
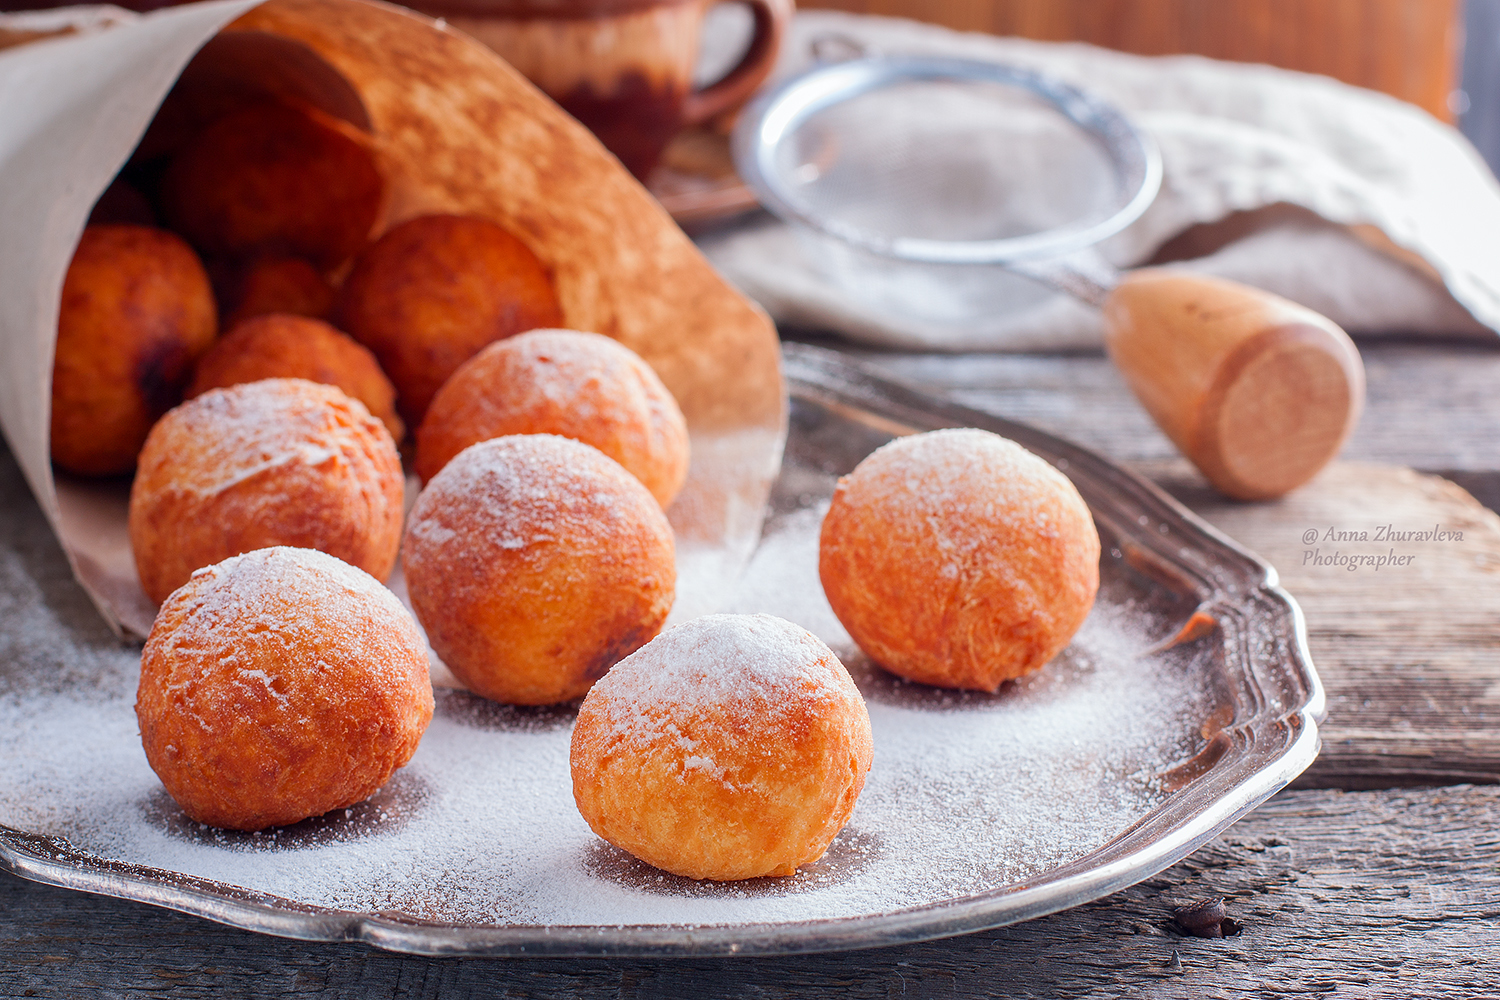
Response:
[129,378,404,606]
[50,224,217,476]
[819,428,1100,691]
[570,613,873,881]
[136,546,434,831]
[415,329,688,506]
[219,255,335,329]
[187,314,404,443]
[403,434,675,706]
[161,100,384,270]
[337,214,564,426]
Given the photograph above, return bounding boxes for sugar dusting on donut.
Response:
[138,545,433,831]
[403,434,675,705]
[406,433,664,584]
[129,378,405,603]
[819,427,1100,691]
[156,546,424,686]
[570,614,873,880]
[414,329,689,506]
[589,613,851,763]
[145,378,394,499]
[831,428,1080,579]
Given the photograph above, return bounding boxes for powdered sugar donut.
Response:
[819,428,1100,691]
[403,434,675,705]
[136,546,434,831]
[570,614,873,881]
[415,329,689,507]
[128,378,404,605]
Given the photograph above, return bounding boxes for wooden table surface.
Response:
[5,335,1500,998]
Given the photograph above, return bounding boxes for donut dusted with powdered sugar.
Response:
[128,378,404,606]
[136,546,434,831]
[819,428,1100,691]
[570,613,873,881]
[403,434,675,706]
[415,329,689,508]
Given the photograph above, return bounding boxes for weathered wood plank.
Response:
[6,783,1499,997]
[1143,460,1500,788]
[813,336,1500,494]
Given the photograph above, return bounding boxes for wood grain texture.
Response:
[1145,459,1500,789]
[799,0,1462,121]
[6,784,1500,997]
[816,337,1500,477]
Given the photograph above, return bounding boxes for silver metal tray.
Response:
[0,342,1323,956]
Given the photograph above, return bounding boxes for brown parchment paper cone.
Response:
[0,0,786,642]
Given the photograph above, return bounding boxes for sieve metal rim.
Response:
[732,55,1163,265]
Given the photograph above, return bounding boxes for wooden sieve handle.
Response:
[1102,269,1365,501]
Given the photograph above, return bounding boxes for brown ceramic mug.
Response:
[412,0,793,180]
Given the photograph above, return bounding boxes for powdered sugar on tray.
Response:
[0,433,1214,929]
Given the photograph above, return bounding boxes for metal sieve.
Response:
[732,53,1163,307]
[732,52,1366,502]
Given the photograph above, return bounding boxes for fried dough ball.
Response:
[137,546,434,831]
[403,434,675,706]
[161,100,384,270]
[819,428,1100,691]
[187,314,404,443]
[571,614,873,881]
[337,214,564,425]
[129,378,404,605]
[220,255,335,329]
[50,224,217,476]
[415,329,688,506]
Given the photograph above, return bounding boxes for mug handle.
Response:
[681,0,793,127]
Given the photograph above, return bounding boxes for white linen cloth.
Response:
[699,11,1500,350]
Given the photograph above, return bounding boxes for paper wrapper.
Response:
[0,0,786,650]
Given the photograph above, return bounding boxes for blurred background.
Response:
[4,0,1497,177]
[798,0,1500,178]
[1464,0,1500,174]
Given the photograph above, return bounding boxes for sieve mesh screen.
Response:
[736,56,1160,267]
[771,78,1122,245]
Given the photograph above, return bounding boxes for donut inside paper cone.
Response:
[1,0,784,646]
